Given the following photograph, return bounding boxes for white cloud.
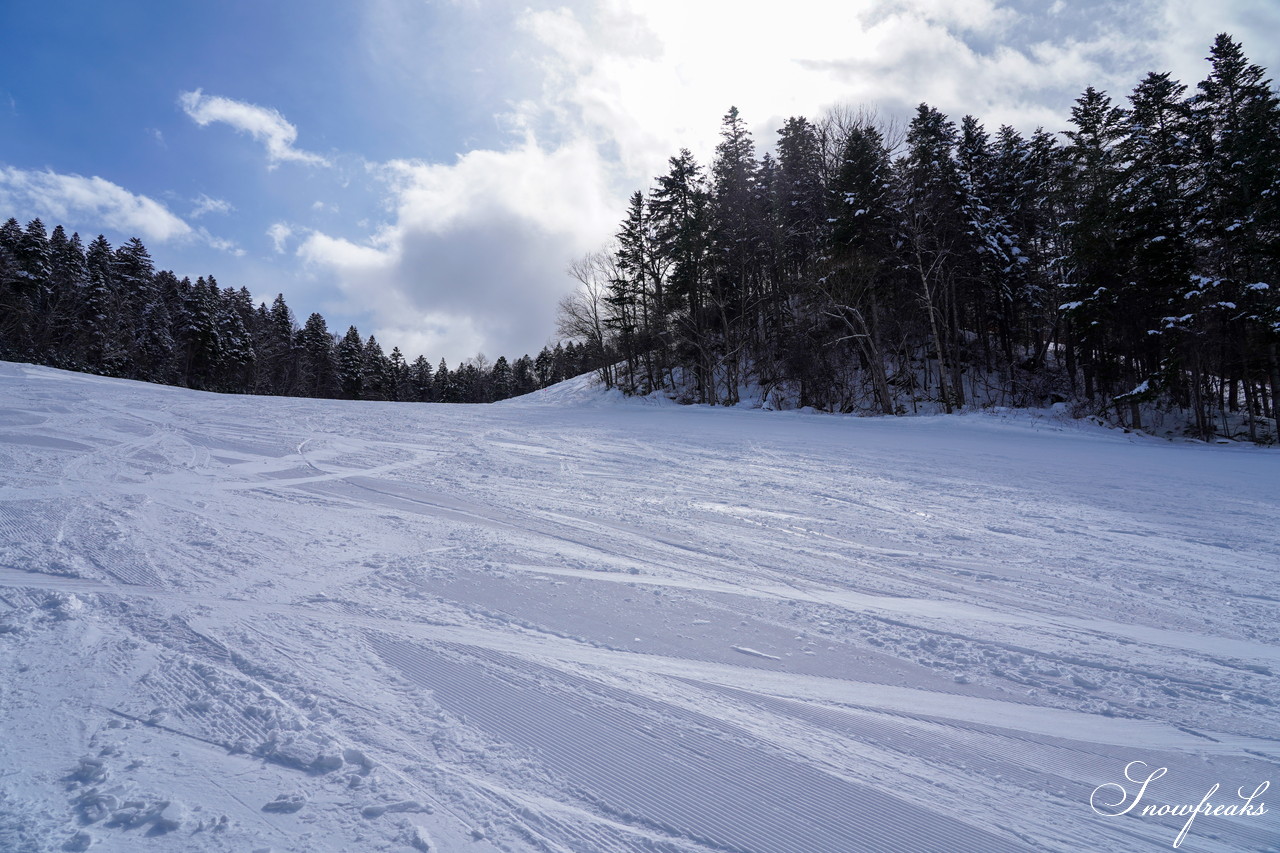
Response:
[0,166,192,242]
[508,0,1128,176]
[267,222,294,254]
[179,89,330,168]
[197,227,244,256]
[190,193,233,218]
[297,136,616,361]
[505,0,1280,177]
[1150,0,1280,88]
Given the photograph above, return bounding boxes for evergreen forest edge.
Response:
[2,34,1278,440]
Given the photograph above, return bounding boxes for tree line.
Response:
[0,222,591,403]
[558,34,1280,439]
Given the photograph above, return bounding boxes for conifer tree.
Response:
[708,106,763,401]
[361,334,389,400]
[0,219,25,358]
[296,313,338,398]
[1114,72,1197,427]
[611,193,655,390]
[490,355,513,400]
[1192,34,1280,424]
[533,347,553,387]
[775,116,826,282]
[256,294,299,395]
[650,149,712,400]
[45,226,88,362]
[433,358,454,402]
[410,354,434,401]
[1059,87,1129,400]
[3,219,53,358]
[513,354,536,395]
[898,104,966,410]
[336,326,365,399]
[388,346,412,401]
[824,122,898,413]
[179,277,223,388]
[135,288,175,382]
[83,235,124,373]
[216,289,256,392]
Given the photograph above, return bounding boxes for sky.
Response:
[2,0,1278,364]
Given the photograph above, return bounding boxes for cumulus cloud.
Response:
[297,136,617,361]
[1149,0,1280,86]
[508,0,1144,174]
[506,0,1277,175]
[0,166,192,242]
[179,89,330,168]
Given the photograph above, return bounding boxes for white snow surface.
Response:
[0,362,1277,853]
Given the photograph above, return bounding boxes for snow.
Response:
[0,361,1277,852]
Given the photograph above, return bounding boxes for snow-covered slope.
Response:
[0,361,1276,853]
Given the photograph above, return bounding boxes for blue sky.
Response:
[2,0,1278,363]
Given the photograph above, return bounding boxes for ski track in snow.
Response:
[0,362,1277,853]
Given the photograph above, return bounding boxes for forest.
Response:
[0,223,590,404]
[2,35,1277,438]
[557,34,1280,440]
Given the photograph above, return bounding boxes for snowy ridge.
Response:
[498,371,680,409]
[0,361,1277,852]
[506,370,1246,449]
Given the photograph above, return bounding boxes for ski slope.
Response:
[0,361,1276,853]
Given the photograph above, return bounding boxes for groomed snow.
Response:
[0,362,1276,852]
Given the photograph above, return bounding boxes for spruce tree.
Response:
[1059,87,1129,400]
[45,226,88,363]
[361,334,389,400]
[215,289,256,392]
[513,354,536,395]
[388,346,411,401]
[533,347,553,387]
[256,294,298,395]
[410,354,434,401]
[179,277,223,388]
[297,312,338,398]
[136,288,175,382]
[825,122,898,413]
[1192,34,1280,423]
[336,326,365,399]
[0,219,25,359]
[1118,72,1197,427]
[650,149,712,400]
[898,104,966,410]
[433,358,454,402]
[490,355,513,400]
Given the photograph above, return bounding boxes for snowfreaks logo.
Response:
[1090,761,1269,848]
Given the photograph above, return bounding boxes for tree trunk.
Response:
[1269,343,1280,430]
